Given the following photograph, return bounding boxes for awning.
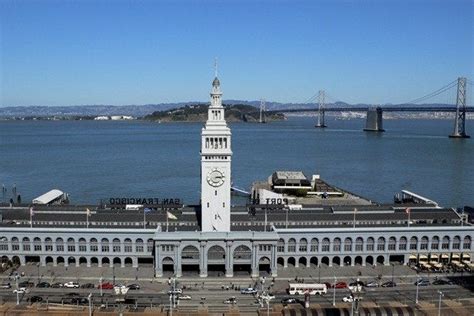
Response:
[409,255,417,260]
[419,255,428,260]
[430,254,439,259]
[452,254,460,259]
[462,253,470,260]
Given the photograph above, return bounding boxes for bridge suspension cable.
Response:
[403,79,458,104]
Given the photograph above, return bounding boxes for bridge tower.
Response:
[315,90,327,128]
[449,77,470,138]
[259,99,266,123]
[363,106,385,132]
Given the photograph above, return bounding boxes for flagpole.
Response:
[143,208,146,229]
[86,212,89,228]
[408,210,410,227]
[166,214,169,232]
[30,210,33,228]
[264,207,267,232]
[353,208,357,228]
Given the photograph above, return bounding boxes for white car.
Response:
[168,289,183,295]
[63,282,79,288]
[342,295,354,302]
[178,295,192,300]
[13,287,27,294]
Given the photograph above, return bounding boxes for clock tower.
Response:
[200,72,232,232]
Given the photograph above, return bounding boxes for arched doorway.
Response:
[162,257,175,275]
[124,257,133,267]
[57,256,65,265]
[366,256,374,266]
[67,257,76,265]
[45,256,54,265]
[287,257,296,267]
[79,257,87,266]
[310,257,318,267]
[259,257,271,276]
[343,256,352,266]
[113,257,121,266]
[207,245,226,276]
[332,256,341,266]
[90,257,99,266]
[102,257,110,266]
[277,257,284,268]
[12,256,21,266]
[376,255,385,265]
[321,256,329,266]
[298,257,307,267]
[181,245,200,276]
[355,256,363,266]
[233,245,252,276]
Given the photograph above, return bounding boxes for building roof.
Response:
[32,189,65,205]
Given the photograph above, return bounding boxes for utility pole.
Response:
[315,90,327,128]
[450,77,470,138]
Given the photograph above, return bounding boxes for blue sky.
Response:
[0,0,472,107]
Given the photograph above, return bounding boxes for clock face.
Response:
[207,168,225,187]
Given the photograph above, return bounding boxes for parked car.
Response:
[30,296,43,303]
[51,282,63,288]
[281,297,297,304]
[127,284,140,290]
[80,283,95,289]
[66,292,80,297]
[342,295,354,302]
[98,282,114,290]
[335,282,348,289]
[365,281,379,288]
[240,287,257,294]
[178,295,192,300]
[433,279,452,285]
[36,282,50,288]
[224,296,237,304]
[414,279,430,286]
[18,281,34,288]
[63,282,80,288]
[381,281,396,287]
[0,283,11,289]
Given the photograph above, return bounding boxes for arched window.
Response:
[344,238,352,252]
[333,238,341,252]
[355,237,363,251]
[277,239,285,252]
[377,237,385,251]
[452,236,461,250]
[22,237,31,251]
[147,239,154,252]
[399,237,407,250]
[11,237,19,251]
[56,238,64,252]
[322,238,330,252]
[78,238,87,252]
[299,238,308,252]
[0,236,8,251]
[310,238,319,252]
[124,238,132,252]
[33,237,42,251]
[420,236,429,250]
[67,238,75,252]
[90,238,98,252]
[288,238,296,252]
[431,236,439,250]
[45,237,53,252]
[442,236,450,249]
[463,236,471,249]
[135,239,144,252]
[112,238,121,252]
[388,237,396,251]
[409,237,418,250]
[366,237,374,251]
[101,238,109,252]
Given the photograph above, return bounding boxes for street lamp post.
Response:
[87,293,92,316]
[112,265,116,285]
[332,276,336,306]
[15,274,20,305]
[37,263,40,284]
[318,264,321,283]
[415,276,420,304]
[99,276,103,297]
[438,291,444,316]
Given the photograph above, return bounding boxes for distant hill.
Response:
[0,101,458,118]
[144,103,285,122]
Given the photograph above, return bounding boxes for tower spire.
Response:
[214,57,218,78]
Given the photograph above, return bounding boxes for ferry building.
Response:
[0,75,473,278]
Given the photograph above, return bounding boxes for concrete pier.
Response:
[363,107,385,132]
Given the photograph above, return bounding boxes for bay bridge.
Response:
[263,77,472,138]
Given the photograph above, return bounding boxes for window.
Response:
[409,237,418,250]
[277,239,285,252]
[147,239,154,252]
[431,236,439,250]
[259,244,271,252]
[101,238,109,252]
[366,237,374,251]
[377,237,385,251]
[344,238,352,252]
[399,237,407,250]
[299,239,307,252]
[113,239,121,252]
[355,238,363,251]
[11,237,19,251]
[67,238,75,252]
[310,238,318,252]
[322,238,330,252]
[463,236,471,249]
[333,238,341,251]
[452,236,460,250]
[90,238,98,252]
[136,239,144,252]
[442,236,450,250]
[288,239,296,252]
[23,237,31,251]
[56,237,64,252]
[388,237,396,251]
[420,236,429,250]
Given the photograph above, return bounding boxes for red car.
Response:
[98,282,114,289]
[335,282,347,289]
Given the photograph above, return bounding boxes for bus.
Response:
[288,283,327,295]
